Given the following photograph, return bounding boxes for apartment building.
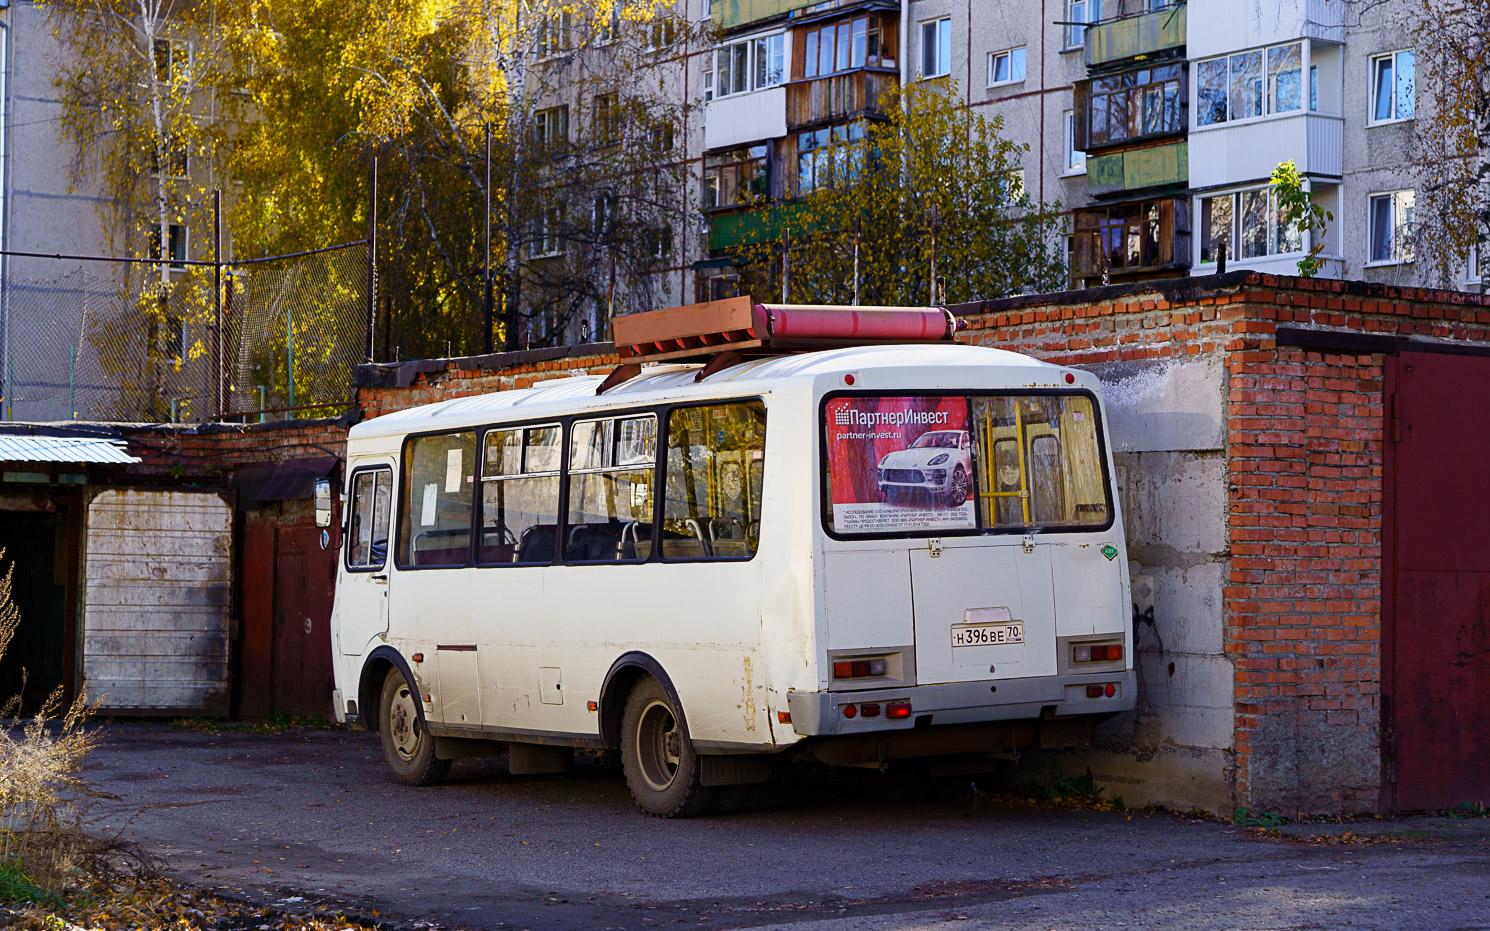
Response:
[686,0,1471,297]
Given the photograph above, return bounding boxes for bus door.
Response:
[339,458,396,655]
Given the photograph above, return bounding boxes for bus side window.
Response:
[347,468,392,570]
[479,424,561,565]
[662,401,767,560]
[565,415,657,562]
[397,431,477,568]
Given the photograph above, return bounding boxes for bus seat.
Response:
[516,524,558,563]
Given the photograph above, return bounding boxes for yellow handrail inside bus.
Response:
[975,400,1032,526]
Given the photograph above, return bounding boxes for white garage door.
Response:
[82,489,233,712]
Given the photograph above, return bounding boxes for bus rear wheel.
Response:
[379,668,450,787]
[620,677,711,818]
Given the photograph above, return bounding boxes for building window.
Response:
[1197,41,1303,127]
[149,223,187,270]
[796,123,865,195]
[533,207,564,258]
[647,14,678,51]
[703,145,769,208]
[1065,0,1096,49]
[1371,50,1415,124]
[1368,190,1415,265]
[987,47,1026,87]
[1083,63,1183,147]
[593,93,620,146]
[643,226,674,261]
[648,121,675,154]
[536,10,571,58]
[711,32,785,97]
[591,194,615,236]
[700,0,711,19]
[920,18,950,79]
[1198,187,1303,264]
[534,105,569,150]
[1063,110,1086,174]
[154,134,189,179]
[596,6,620,45]
[153,39,190,84]
[803,16,890,79]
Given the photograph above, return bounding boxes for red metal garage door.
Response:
[1388,352,1490,811]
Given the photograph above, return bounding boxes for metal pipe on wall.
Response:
[0,7,13,421]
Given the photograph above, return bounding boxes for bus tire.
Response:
[379,668,451,787]
[620,677,712,818]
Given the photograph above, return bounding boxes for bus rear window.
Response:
[823,393,1110,536]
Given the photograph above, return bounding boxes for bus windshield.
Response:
[823,393,1110,536]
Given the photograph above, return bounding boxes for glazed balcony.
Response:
[785,69,896,131]
[1188,111,1342,190]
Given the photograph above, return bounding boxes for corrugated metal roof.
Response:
[0,435,140,464]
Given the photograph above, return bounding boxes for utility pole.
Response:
[483,122,493,355]
[781,226,790,304]
[929,203,938,305]
[852,216,861,306]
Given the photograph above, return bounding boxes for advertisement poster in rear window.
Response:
[825,396,975,533]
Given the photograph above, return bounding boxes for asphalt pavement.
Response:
[82,723,1490,931]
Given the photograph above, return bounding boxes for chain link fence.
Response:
[0,242,369,423]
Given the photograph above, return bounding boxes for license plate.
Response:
[951,622,1024,648]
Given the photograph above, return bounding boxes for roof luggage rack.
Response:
[598,296,964,393]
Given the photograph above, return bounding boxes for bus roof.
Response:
[349,343,1057,441]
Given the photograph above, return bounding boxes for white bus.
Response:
[329,342,1133,817]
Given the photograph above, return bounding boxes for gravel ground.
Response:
[81,723,1490,931]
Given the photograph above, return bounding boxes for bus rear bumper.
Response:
[785,670,1136,738]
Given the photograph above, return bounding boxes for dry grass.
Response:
[0,551,144,905]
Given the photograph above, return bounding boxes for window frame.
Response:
[476,421,564,567]
[919,17,951,79]
[1366,189,1415,266]
[1369,49,1415,125]
[344,465,394,573]
[149,223,188,271]
[817,389,1116,543]
[986,46,1026,89]
[1063,0,1096,51]
[1196,185,1308,266]
[393,397,769,570]
[1195,41,1305,130]
[1062,109,1087,175]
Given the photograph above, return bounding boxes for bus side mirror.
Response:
[314,478,333,528]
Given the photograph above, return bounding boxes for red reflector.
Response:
[1086,685,1103,698]
[833,661,853,678]
[844,373,856,386]
[851,660,871,678]
[1064,372,1075,384]
[843,704,857,718]
[586,701,598,712]
[777,711,792,724]
[860,703,881,718]
[886,701,911,719]
[1105,683,1116,698]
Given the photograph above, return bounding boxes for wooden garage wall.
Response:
[82,489,233,712]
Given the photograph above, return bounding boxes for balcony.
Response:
[1187,0,1343,60]
[785,69,897,131]
[1087,140,1188,197]
[707,203,805,253]
[1072,197,1192,280]
[713,0,801,31]
[705,87,788,152]
[1085,3,1186,70]
[1188,112,1342,189]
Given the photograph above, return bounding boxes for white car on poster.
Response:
[876,430,973,507]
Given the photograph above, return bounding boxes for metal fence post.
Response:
[214,189,223,419]
[366,156,378,363]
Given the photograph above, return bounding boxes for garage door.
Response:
[82,489,233,712]
[1388,352,1490,811]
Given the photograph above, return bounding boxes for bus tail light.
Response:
[833,657,889,679]
[1086,684,1119,699]
[859,703,881,718]
[1073,643,1123,664]
[842,704,857,718]
[886,701,911,719]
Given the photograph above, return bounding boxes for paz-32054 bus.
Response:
[329,340,1132,817]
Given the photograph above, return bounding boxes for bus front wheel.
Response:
[379,669,451,787]
[620,677,711,818]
